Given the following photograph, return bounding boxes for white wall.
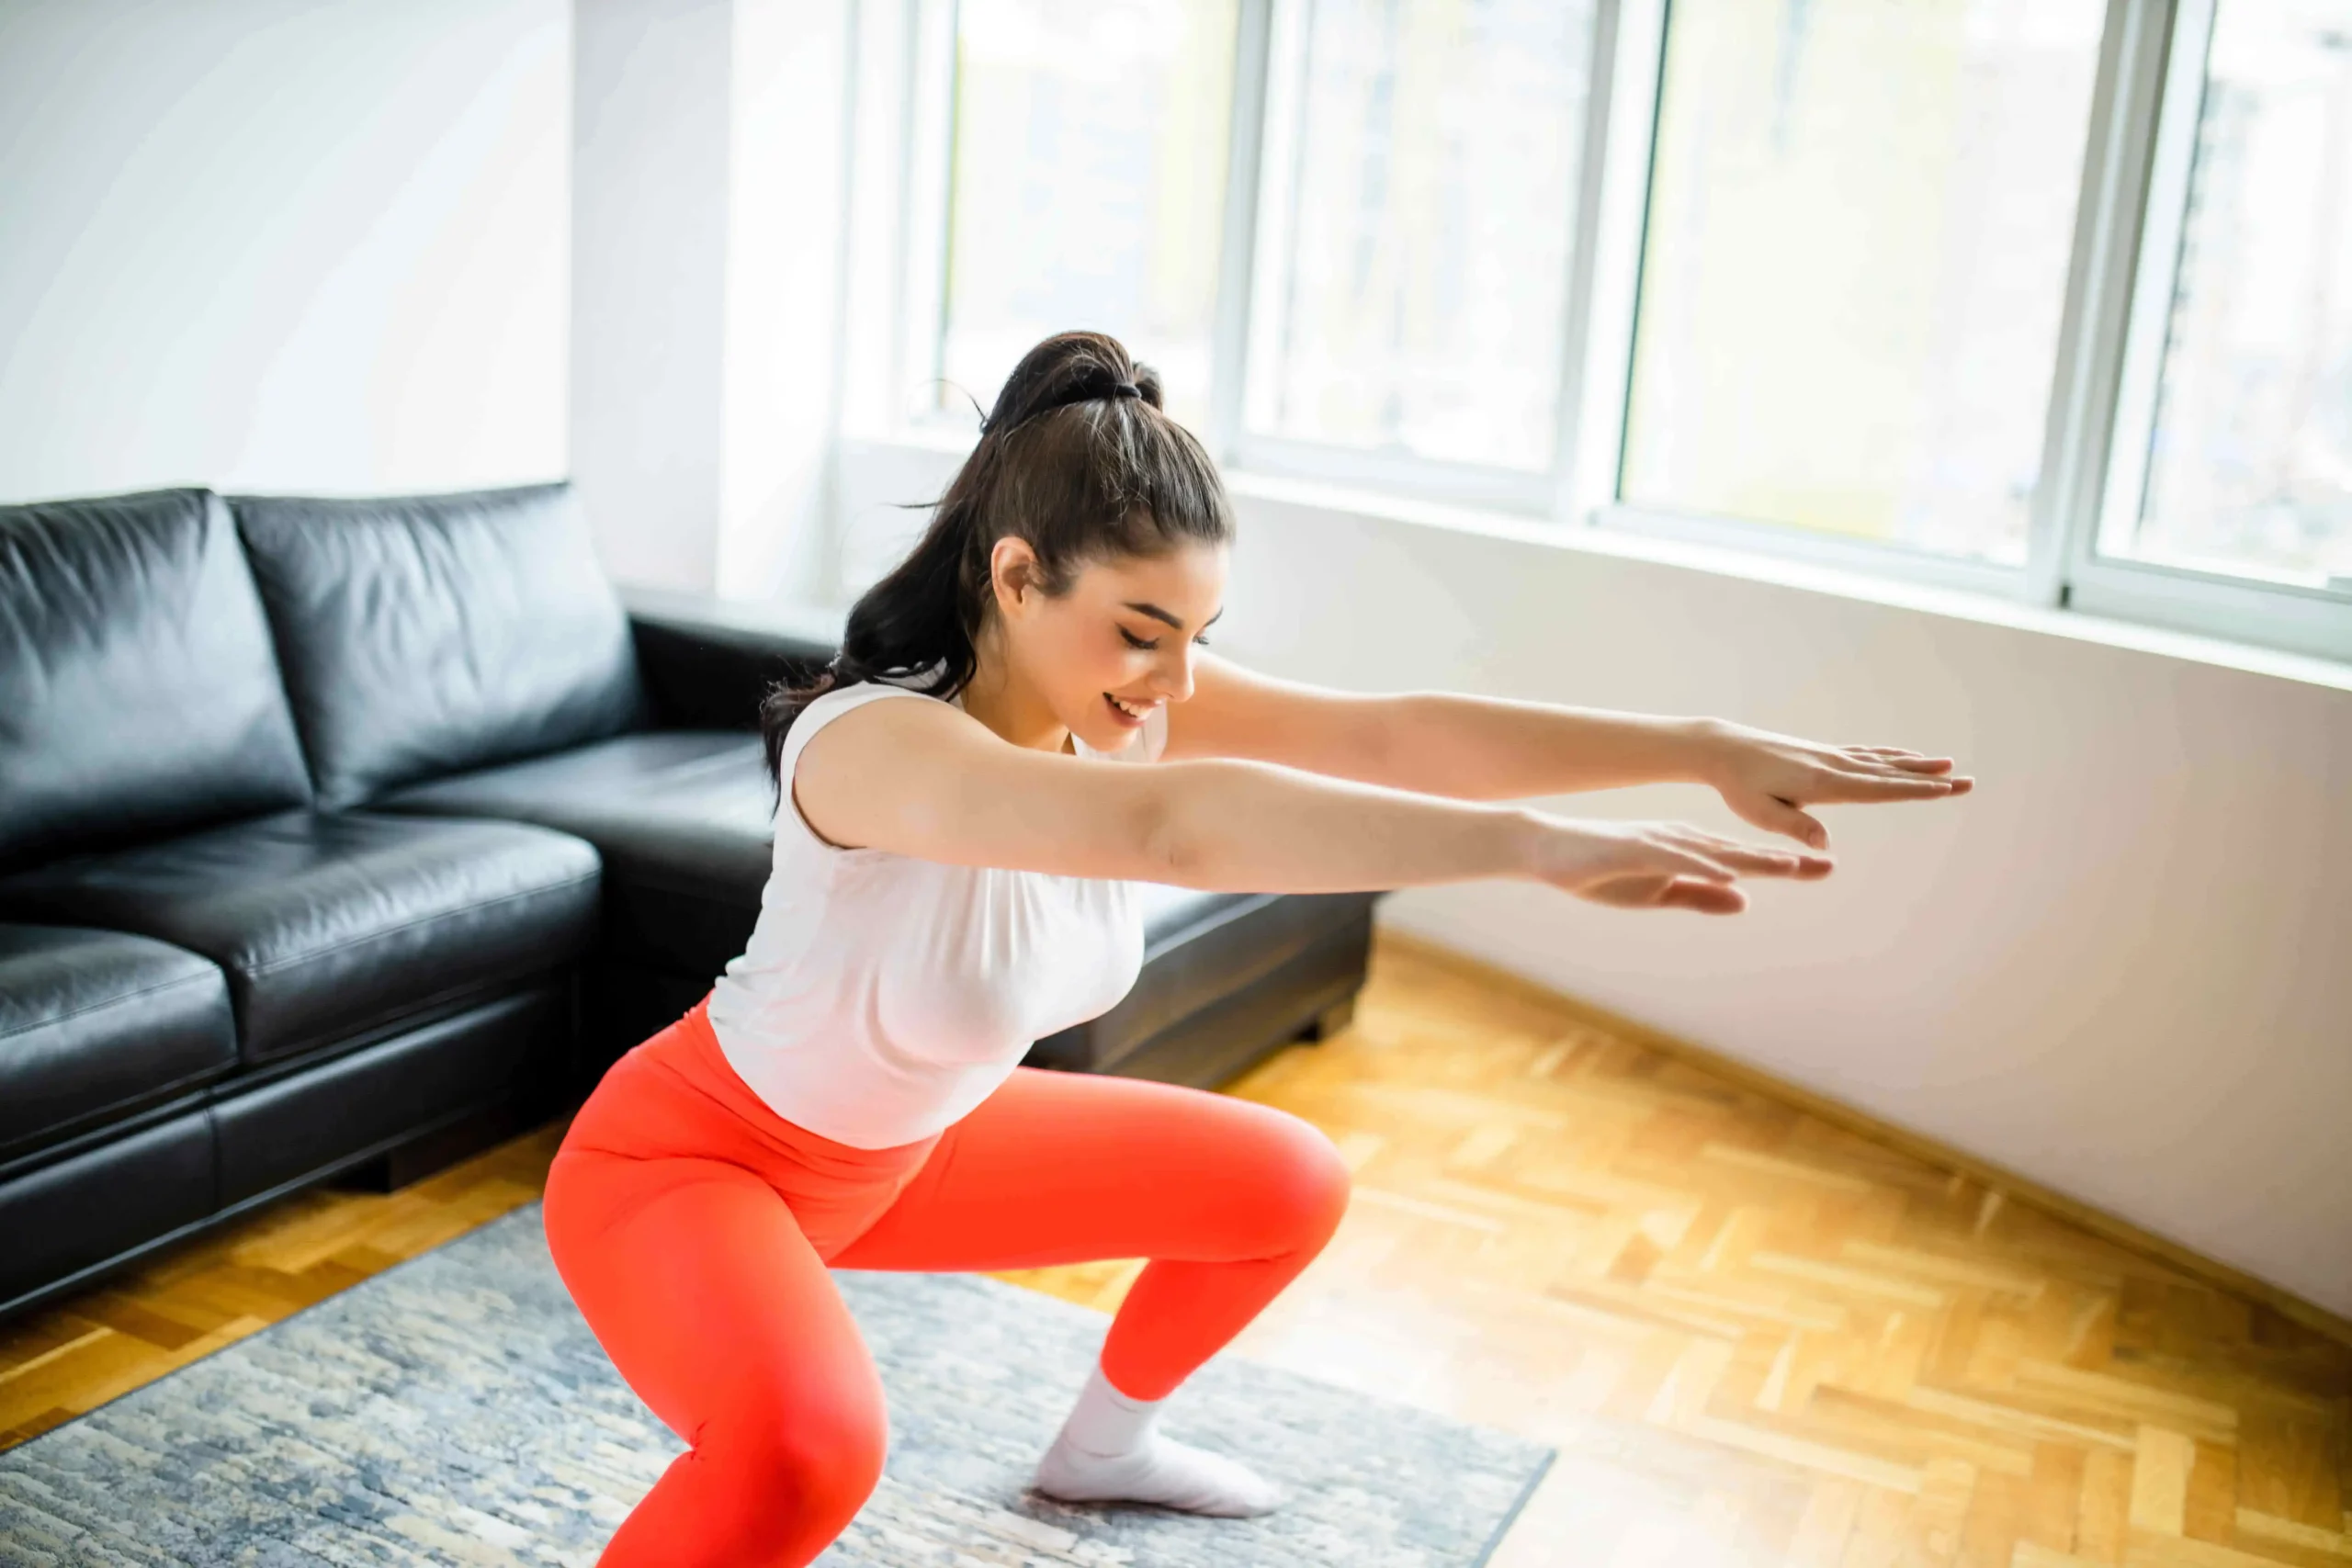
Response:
[715,0,854,607]
[571,0,730,590]
[571,0,853,598]
[839,438,2352,1321]
[0,0,571,502]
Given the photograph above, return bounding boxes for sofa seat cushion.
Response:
[378,731,773,982]
[0,811,601,1066]
[0,924,237,1168]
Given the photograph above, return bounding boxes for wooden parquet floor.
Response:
[3,928,2346,1568]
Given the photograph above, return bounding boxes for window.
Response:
[2102,0,2352,591]
[1240,0,1598,474]
[933,0,1239,433]
[1620,0,2108,567]
[884,0,2352,666]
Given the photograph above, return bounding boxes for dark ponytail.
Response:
[759,329,1236,792]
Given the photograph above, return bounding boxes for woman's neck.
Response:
[958,645,1075,755]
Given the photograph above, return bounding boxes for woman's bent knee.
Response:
[705,1392,890,1535]
[1295,1120,1355,1240]
[1240,1111,1353,1254]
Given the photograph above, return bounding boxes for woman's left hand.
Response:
[1694,719,1973,850]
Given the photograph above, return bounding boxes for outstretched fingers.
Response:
[1583,821,1842,913]
[1659,826,1832,879]
[1640,835,1741,883]
[1824,770,1972,801]
[1841,750,1973,791]
[1658,878,1749,914]
[1847,745,1954,764]
[1583,870,1751,913]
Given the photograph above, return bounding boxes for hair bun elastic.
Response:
[979,375,1143,435]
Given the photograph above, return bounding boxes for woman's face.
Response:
[989,536,1228,752]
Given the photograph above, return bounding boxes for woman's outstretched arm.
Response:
[1165,652,1973,850]
[792,693,1830,912]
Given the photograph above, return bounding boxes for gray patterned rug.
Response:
[0,1201,1554,1565]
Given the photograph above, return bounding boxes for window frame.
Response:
[891,0,2352,671]
[1216,0,1626,515]
[1597,0,2133,604]
[906,0,1256,435]
[2061,0,2352,662]
[899,0,958,427]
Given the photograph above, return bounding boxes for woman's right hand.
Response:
[1524,814,1835,914]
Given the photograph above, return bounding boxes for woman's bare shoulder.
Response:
[791,685,1167,876]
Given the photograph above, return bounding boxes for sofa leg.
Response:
[328,1100,530,1195]
[1300,994,1357,1043]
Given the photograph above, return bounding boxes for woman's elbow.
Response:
[1134,773,1207,886]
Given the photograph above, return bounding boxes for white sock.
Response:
[1030,1359,1286,1517]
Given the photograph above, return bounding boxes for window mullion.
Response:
[897,0,959,424]
[2025,0,2182,610]
[1548,0,1658,527]
[2086,0,2214,585]
[1209,0,1275,468]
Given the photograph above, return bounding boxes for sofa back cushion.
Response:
[230,483,644,809]
[0,489,312,871]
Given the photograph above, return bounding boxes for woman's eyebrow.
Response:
[1124,601,1226,632]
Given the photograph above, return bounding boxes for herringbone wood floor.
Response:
[3,929,2345,1568]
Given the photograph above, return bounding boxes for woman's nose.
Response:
[1157,649,1196,704]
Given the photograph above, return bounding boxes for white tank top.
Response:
[706,667,1170,1149]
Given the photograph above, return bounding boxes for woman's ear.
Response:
[989,536,1041,617]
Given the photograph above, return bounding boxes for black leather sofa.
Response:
[0,483,1378,1325]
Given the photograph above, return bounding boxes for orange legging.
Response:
[540,997,1353,1567]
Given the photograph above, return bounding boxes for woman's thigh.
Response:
[542,1148,888,1450]
[825,1066,1353,1273]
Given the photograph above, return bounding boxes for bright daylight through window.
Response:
[1620,0,2107,567]
[1242,0,1595,472]
[936,0,1238,434]
[2109,0,2352,590]
[921,0,2352,663]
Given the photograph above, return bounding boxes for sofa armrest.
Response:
[622,588,844,732]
